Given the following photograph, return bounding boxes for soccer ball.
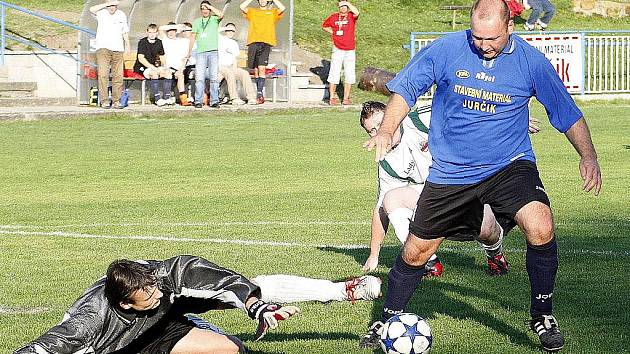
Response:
[380,313,432,354]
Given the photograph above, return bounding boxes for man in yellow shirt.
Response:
[240,0,285,104]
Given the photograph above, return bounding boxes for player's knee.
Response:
[524,218,554,245]
[401,239,433,266]
[208,335,244,354]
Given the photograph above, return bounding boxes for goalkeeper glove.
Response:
[247,299,300,341]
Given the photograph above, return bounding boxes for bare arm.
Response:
[157,24,182,38]
[363,93,410,161]
[123,33,131,54]
[564,117,602,195]
[89,3,107,15]
[137,54,155,69]
[187,32,197,57]
[273,0,286,13]
[343,1,359,16]
[240,0,254,12]
[322,26,333,35]
[363,205,389,272]
[210,5,224,19]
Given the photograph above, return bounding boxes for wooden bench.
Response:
[441,5,472,29]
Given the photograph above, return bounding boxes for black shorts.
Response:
[111,315,228,354]
[409,160,550,241]
[247,42,271,69]
[109,315,194,354]
[184,65,195,81]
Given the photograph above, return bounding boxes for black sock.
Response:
[256,78,265,97]
[163,79,173,99]
[150,80,160,99]
[381,254,427,322]
[527,237,558,317]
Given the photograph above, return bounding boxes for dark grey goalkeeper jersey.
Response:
[15,255,261,354]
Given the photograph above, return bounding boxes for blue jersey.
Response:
[387,30,583,184]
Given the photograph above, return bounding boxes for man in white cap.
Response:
[322,1,359,106]
[159,22,193,106]
[89,0,131,109]
[218,23,257,105]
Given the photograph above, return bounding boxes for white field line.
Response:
[2,220,629,230]
[0,306,50,315]
[0,221,371,229]
[1,229,628,257]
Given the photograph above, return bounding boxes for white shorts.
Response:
[142,66,170,79]
[327,46,356,85]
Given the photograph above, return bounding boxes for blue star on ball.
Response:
[382,336,396,349]
[403,323,422,338]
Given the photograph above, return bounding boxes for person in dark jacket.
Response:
[14,255,299,354]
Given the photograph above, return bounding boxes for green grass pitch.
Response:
[0,103,628,353]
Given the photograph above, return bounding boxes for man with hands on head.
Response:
[361,0,601,352]
[240,0,286,104]
[89,0,131,109]
[187,0,224,108]
[218,22,258,105]
[159,22,193,106]
[322,1,359,105]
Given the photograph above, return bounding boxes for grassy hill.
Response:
[4,0,630,100]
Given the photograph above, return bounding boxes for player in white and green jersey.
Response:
[360,101,508,276]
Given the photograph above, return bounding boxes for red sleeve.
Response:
[322,14,334,28]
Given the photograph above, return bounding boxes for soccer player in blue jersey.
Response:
[359,0,601,352]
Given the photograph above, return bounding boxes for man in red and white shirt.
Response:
[322,1,359,105]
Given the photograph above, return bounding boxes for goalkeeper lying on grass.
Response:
[15,255,381,354]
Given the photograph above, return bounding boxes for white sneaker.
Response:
[247,99,258,105]
[536,19,548,31]
[345,275,382,303]
[232,98,246,105]
[524,22,535,31]
[167,97,176,105]
[156,98,167,107]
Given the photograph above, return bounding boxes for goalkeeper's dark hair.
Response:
[104,259,157,306]
[360,101,386,128]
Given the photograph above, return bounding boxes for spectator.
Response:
[322,1,359,105]
[240,0,286,104]
[218,23,257,105]
[524,0,555,30]
[89,0,130,109]
[134,23,173,106]
[180,22,196,104]
[187,1,224,109]
[159,22,192,106]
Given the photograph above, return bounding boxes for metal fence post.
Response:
[288,0,294,105]
[409,32,415,60]
[1,4,6,66]
[581,31,586,95]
